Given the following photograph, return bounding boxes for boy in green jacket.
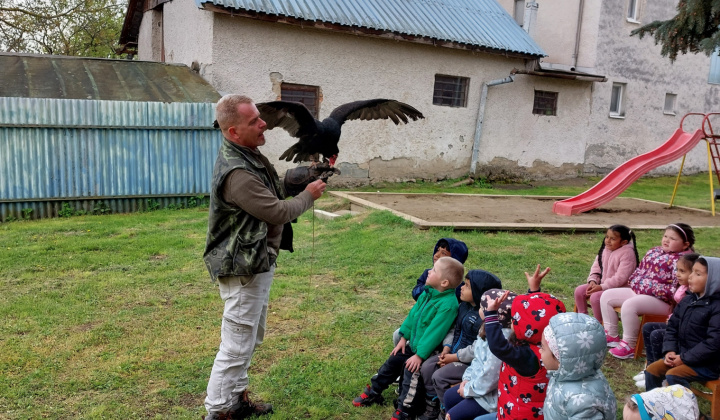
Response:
[353,256,464,420]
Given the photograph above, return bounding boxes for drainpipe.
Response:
[572,0,585,70]
[470,75,515,175]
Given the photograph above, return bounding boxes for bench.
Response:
[689,379,720,419]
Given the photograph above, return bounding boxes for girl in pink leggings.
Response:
[601,223,695,359]
[574,224,639,324]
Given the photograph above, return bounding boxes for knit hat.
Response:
[480,289,516,328]
[511,292,566,345]
[632,385,699,420]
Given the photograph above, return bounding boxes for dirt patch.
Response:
[333,192,720,230]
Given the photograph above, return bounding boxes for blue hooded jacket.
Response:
[445,270,502,358]
[412,238,469,301]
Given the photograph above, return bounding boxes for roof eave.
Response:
[200,2,545,60]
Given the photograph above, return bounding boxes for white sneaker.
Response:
[633,371,645,382]
[635,380,646,391]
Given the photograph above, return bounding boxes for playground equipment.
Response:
[553,113,720,216]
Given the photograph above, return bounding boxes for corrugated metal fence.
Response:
[0,97,218,221]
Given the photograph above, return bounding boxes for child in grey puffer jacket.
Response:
[541,312,616,420]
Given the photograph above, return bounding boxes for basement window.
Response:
[433,75,469,107]
[532,90,558,116]
[710,49,720,84]
[281,83,320,118]
[609,82,626,118]
[664,93,677,115]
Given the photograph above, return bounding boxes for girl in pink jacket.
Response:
[574,225,639,324]
[602,223,695,359]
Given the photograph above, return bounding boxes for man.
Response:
[203,94,326,420]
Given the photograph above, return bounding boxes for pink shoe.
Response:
[609,341,635,359]
[606,331,621,347]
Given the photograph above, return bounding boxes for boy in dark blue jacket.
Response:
[645,256,720,390]
[412,238,469,301]
[418,269,502,420]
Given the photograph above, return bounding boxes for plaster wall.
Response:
[587,0,720,175]
[496,0,601,72]
[138,0,215,81]
[137,9,163,62]
[207,15,594,182]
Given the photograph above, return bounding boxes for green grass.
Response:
[1,174,719,419]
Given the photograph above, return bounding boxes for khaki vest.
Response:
[203,139,286,282]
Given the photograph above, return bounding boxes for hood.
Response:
[435,238,468,264]
[633,385,698,420]
[466,269,502,307]
[700,256,720,297]
[546,312,606,381]
[511,292,565,345]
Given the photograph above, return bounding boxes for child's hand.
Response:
[458,380,468,397]
[405,355,422,372]
[665,352,684,367]
[525,264,551,291]
[392,337,407,356]
[440,346,451,357]
[586,283,603,295]
[486,290,510,311]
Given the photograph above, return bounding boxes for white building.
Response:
[119,0,720,183]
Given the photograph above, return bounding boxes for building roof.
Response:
[0,53,221,103]
[195,0,546,58]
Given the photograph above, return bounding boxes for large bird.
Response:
[256,99,424,166]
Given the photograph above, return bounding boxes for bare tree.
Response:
[0,0,124,57]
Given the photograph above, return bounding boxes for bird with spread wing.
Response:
[256,99,424,166]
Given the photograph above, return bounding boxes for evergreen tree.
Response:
[631,0,720,62]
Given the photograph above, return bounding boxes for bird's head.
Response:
[328,155,337,167]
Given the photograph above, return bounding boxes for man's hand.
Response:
[486,290,510,311]
[392,337,407,356]
[405,355,422,373]
[525,264,551,292]
[305,179,326,200]
[283,164,339,197]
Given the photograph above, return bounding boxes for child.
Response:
[574,224,639,324]
[353,256,465,420]
[541,312,616,419]
[634,253,700,390]
[418,270,502,420]
[412,238,469,301]
[623,385,702,420]
[484,265,566,420]
[644,256,720,391]
[441,289,515,420]
[600,223,695,359]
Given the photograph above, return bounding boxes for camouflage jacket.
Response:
[203,139,286,282]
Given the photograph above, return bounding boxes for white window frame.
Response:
[710,49,720,85]
[664,93,677,116]
[609,83,626,118]
[627,0,640,23]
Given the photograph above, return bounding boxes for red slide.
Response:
[553,128,705,216]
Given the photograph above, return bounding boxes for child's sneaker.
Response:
[609,341,635,359]
[353,385,384,407]
[605,331,622,347]
[635,379,646,391]
[391,409,412,420]
[632,371,645,382]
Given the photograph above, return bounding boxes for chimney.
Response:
[523,1,539,38]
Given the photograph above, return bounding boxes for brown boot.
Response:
[228,390,273,419]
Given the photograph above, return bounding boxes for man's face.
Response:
[228,102,267,149]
